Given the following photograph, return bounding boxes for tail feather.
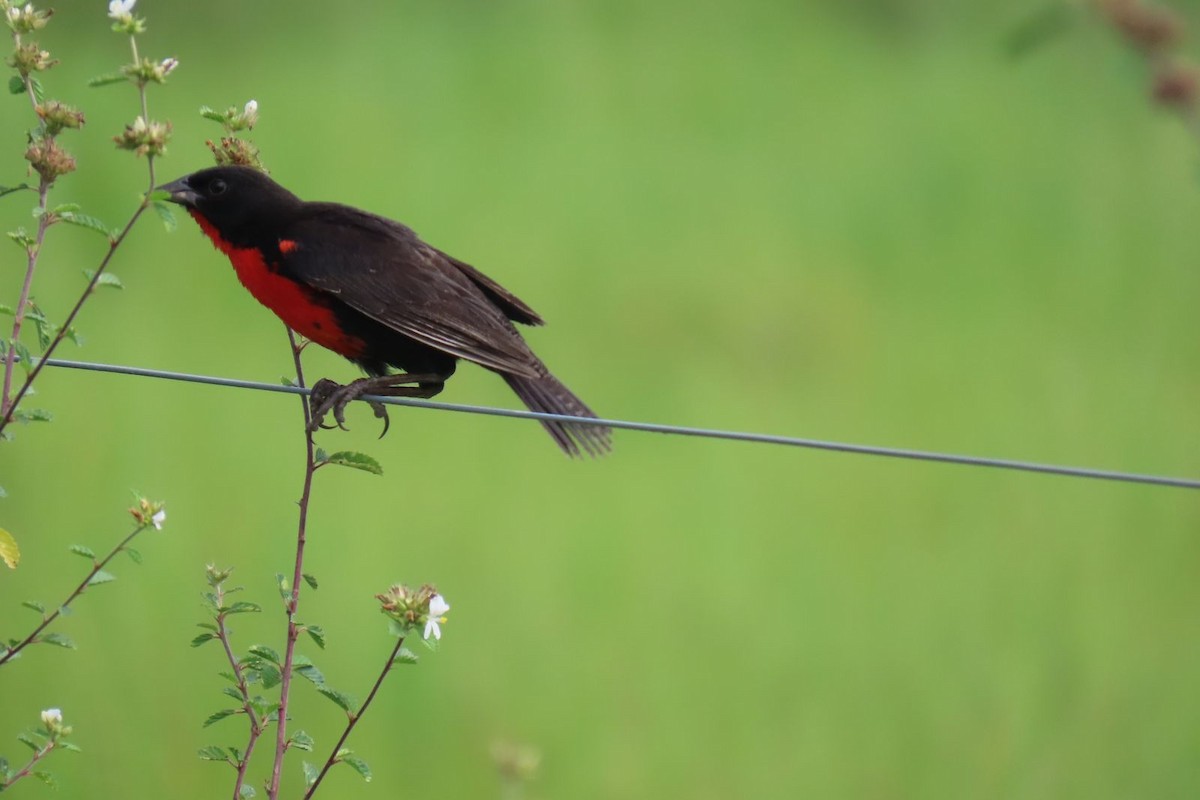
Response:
[502,371,612,457]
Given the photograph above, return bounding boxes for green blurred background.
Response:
[3,1,1199,797]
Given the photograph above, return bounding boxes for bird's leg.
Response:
[309,373,447,435]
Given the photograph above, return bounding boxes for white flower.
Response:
[107,0,134,19]
[159,57,178,76]
[41,708,62,727]
[244,99,258,116]
[7,7,20,22]
[151,508,166,530]
[423,594,450,640]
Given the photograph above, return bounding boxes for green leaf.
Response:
[152,200,177,232]
[293,661,325,686]
[69,544,96,559]
[41,632,74,649]
[221,686,243,702]
[199,105,229,123]
[57,740,81,753]
[323,451,383,475]
[197,745,230,762]
[222,601,261,615]
[17,733,39,751]
[202,708,239,728]
[87,72,128,88]
[191,632,216,647]
[59,211,116,240]
[288,731,314,752]
[313,447,327,462]
[239,785,256,798]
[315,686,357,713]
[53,203,81,214]
[258,663,281,690]
[0,527,19,568]
[249,697,279,721]
[341,755,372,782]
[301,761,319,788]
[247,644,280,664]
[0,184,32,199]
[393,647,419,666]
[29,77,44,103]
[302,573,319,590]
[33,770,57,788]
[88,569,117,586]
[305,625,326,650]
[8,75,25,94]
[81,269,123,289]
[125,546,143,564]
[22,600,46,614]
[386,618,409,639]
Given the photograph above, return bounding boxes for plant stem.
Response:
[0,740,56,790]
[0,522,149,667]
[1,177,50,418]
[266,328,317,800]
[218,604,264,800]
[303,636,406,799]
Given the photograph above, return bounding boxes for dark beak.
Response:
[156,175,199,207]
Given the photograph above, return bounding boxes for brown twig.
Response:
[303,636,407,799]
[216,594,265,800]
[266,327,317,800]
[0,739,56,790]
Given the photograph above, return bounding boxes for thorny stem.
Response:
[217,593,264,800]
[303,636,407,799]
[0,39,159,435]
[0,522,150,667]
[266,327,317,800]
[0,739,56,790]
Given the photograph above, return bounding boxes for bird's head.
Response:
[157,166,302,248]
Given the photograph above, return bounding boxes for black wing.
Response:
[282,203,543,378]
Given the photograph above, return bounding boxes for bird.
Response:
[158,166,610,457]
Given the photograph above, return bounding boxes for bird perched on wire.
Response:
[158,166,610,457]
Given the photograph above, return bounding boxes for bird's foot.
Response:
[307,373,446,437]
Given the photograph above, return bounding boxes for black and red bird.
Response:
[159,166,610,457]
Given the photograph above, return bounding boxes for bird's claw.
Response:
[307,377,390,437]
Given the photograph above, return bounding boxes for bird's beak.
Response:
[156,175,199,207]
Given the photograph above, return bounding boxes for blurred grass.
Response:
[2,1,1199,798]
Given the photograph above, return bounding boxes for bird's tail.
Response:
[502,370,612,457]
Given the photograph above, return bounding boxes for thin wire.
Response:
[33,356,1200,490]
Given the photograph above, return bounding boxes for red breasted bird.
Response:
[158,166,610,457]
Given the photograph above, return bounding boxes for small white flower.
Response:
[41,708,62,727]
[7,7,19,21]
[151,508,166,530]
[159,57,178,76]
[244,99,258,116]
[423,594,450,640]
[107,0,134,19]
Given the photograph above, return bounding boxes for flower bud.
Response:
[25,137,76,181]
[6,2,52,34]
[36,100,86,136]
[8,41,56,76]
[114,116,171,157]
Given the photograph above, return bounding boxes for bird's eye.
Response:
[210,179,227,195]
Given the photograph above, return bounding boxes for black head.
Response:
[157,166,303,248]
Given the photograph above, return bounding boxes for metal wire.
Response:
[32,356,1200,490]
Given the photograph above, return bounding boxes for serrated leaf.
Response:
[0,183,32,199]
[60,211,116,240]
[41,632,74,649]
[302,573,318,590]
[203,708,239,728]
[316,686,357,713]
[222,601,261,615]
[69,544,96,559]
[247,644,280,664]
[197,745,230,761]
[82,269,123,289]
[258,663,281,689]
[293,661,325,686]
[313,447,327,462]
[87,72,127,88]
[152,200,177,232]
[305,625,326,650]
[221,686,243,702]
[53,203,81,214]
[289,731,314,752]
[125,546,143,564]
[393,647,419,666]
[8,75,25,94]
[57,740,81,753]
[191,632,216,647]
[387,618,409,639]
[323,451,382,475]
[17,733,39,751]
[88,569,117,586]
[22,600,45,614]
[341,755,372,782]
[0,527,19,568]
[239,785,256,798]
[218,670,238,685]
[29,77,44,103]
[32,770,57,788]
[302,760,319,787]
